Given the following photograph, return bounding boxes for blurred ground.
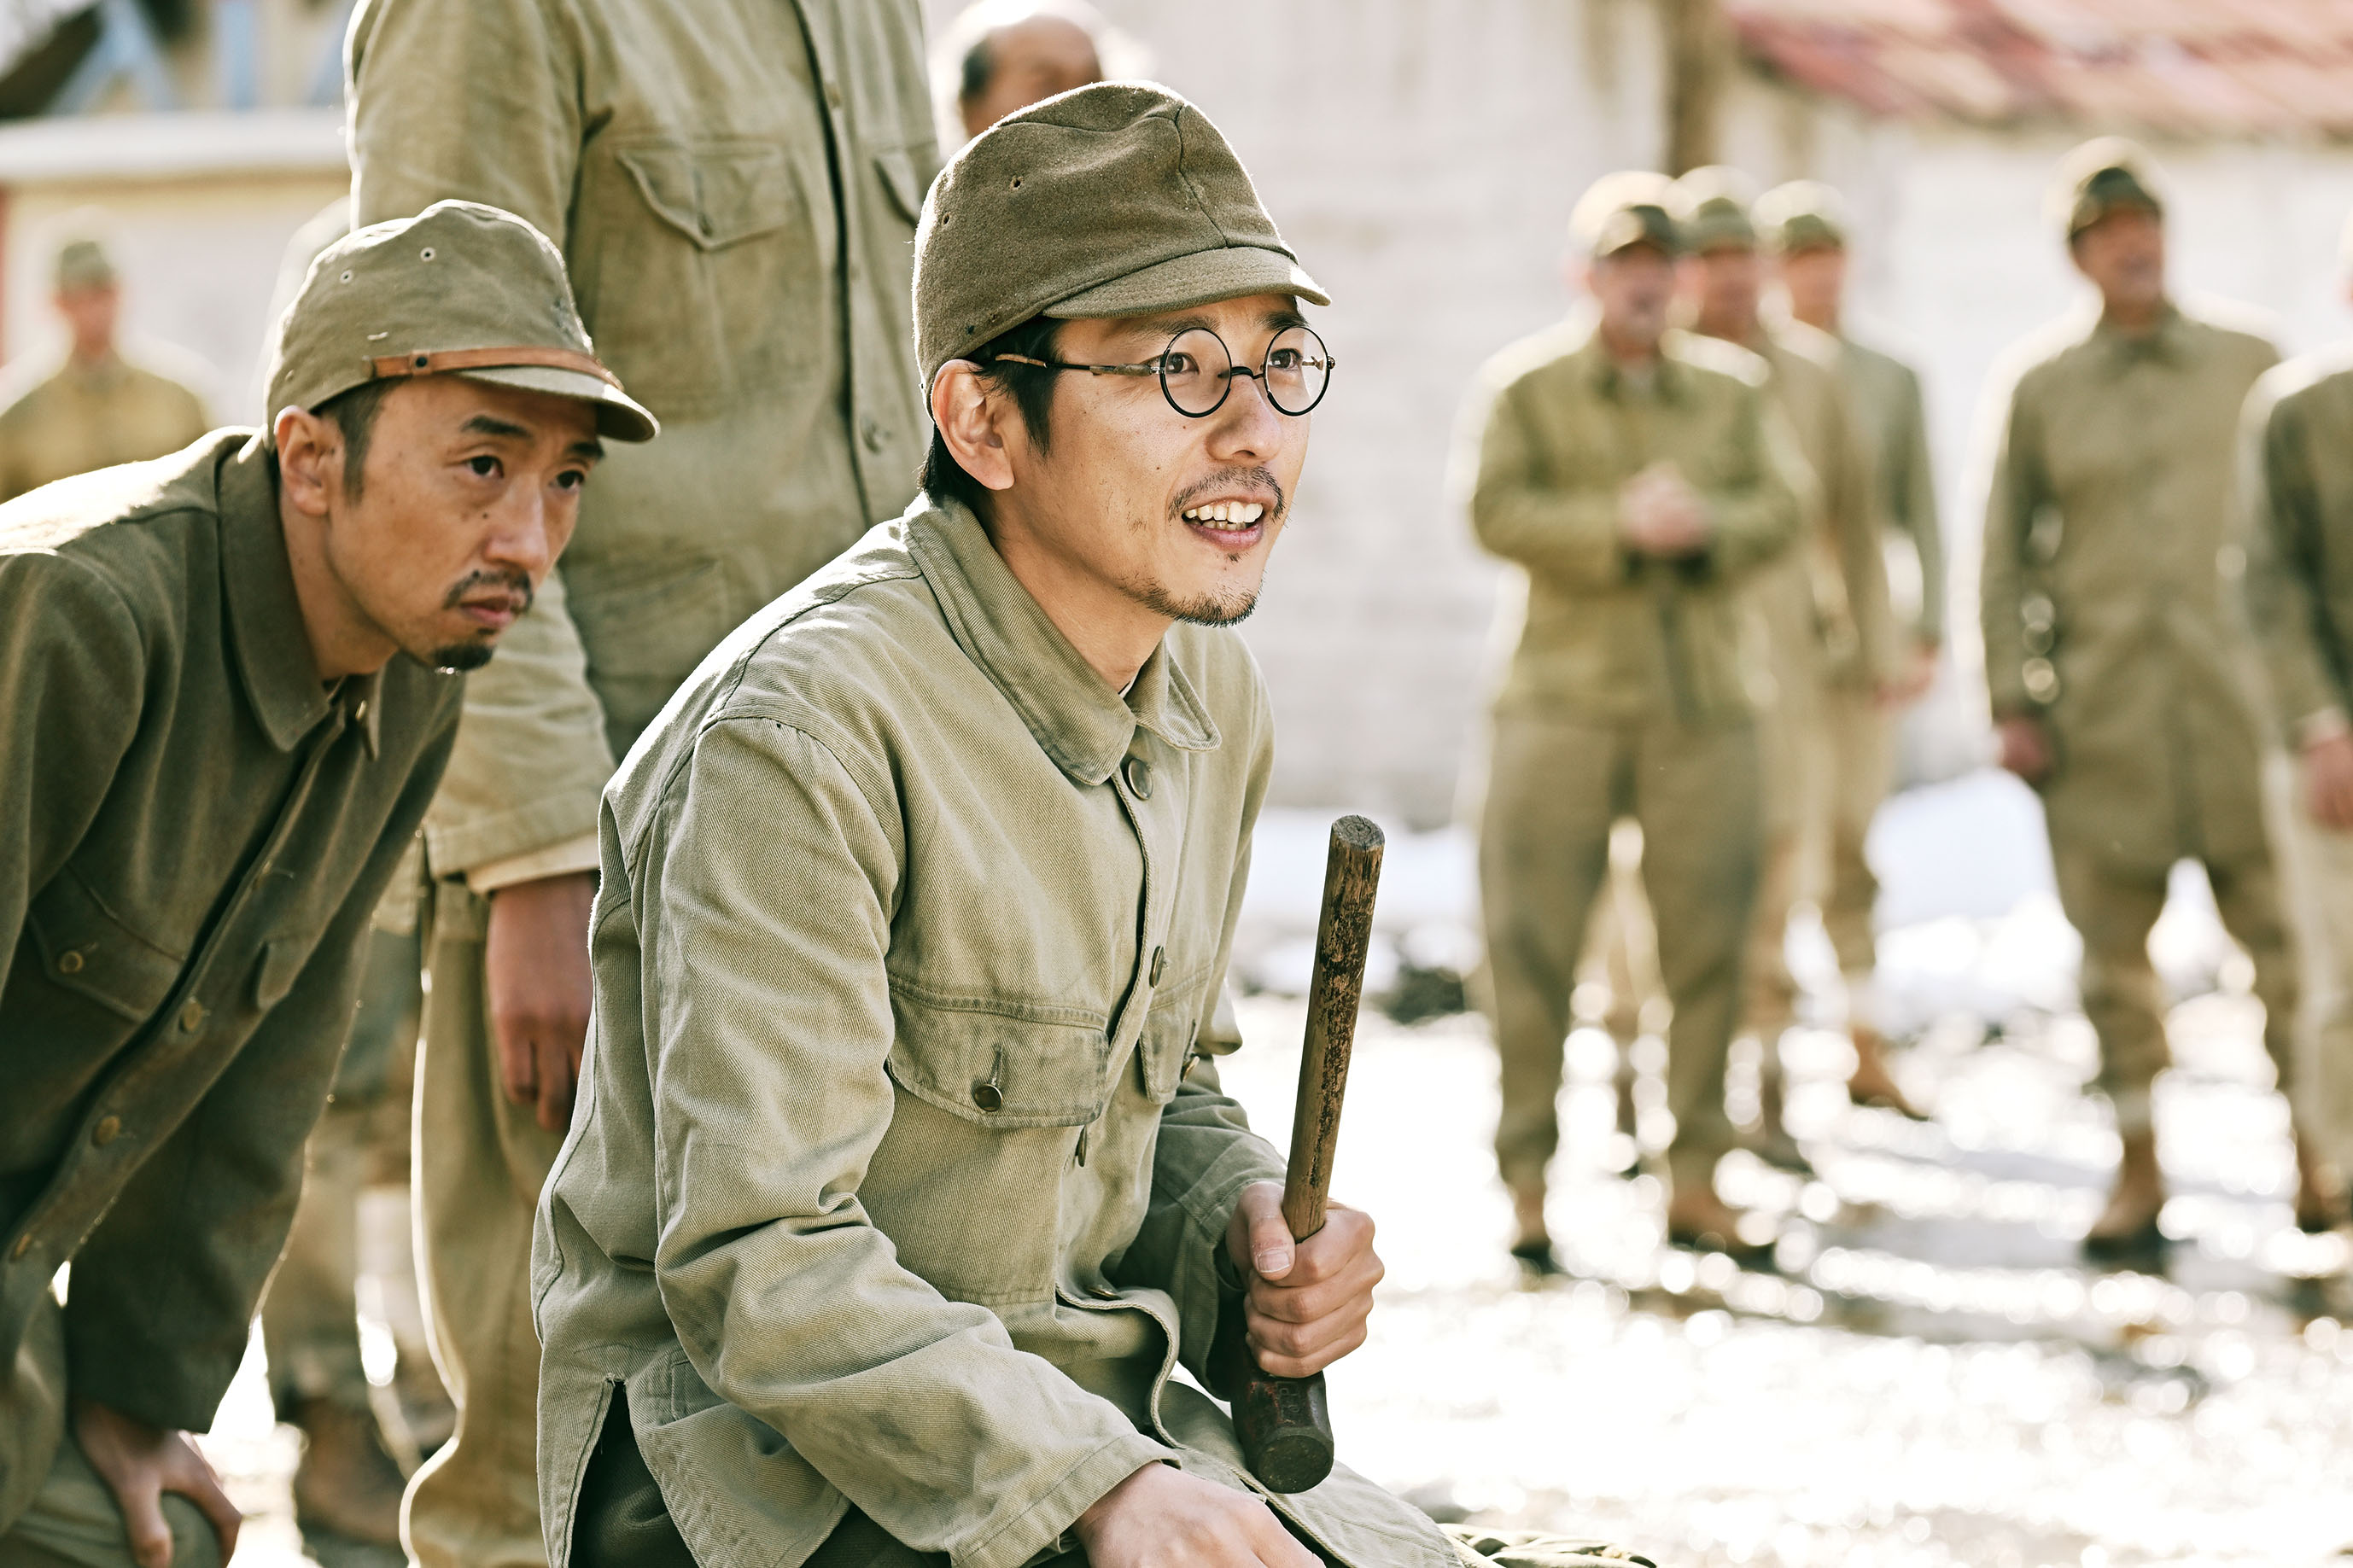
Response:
[190,769,2353,1568]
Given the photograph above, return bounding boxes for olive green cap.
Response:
[2052,137,2164,241]
[1569,172,1681,259]
[1669,166,1761,254]
[55,235,116,293]
[1755,179,1849,254]
[263,199,656,445]
[914,82,1326,390]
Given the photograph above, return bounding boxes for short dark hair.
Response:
[919,315,1062,517]
[314,378,395,500]
[957,33,997,113]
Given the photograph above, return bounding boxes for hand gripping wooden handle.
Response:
[1216,815,1384,1493]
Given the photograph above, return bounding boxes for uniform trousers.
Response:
[406,883,564,1568]
[2266,757,2353,1165]
[1480,714,1760,1190]
[2047,834,2297,1134]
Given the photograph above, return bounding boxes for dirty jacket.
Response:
[1458,318,1802,725]
[534,498,1459,1568]
[348,0,936,877]
[0,434,459,1527]
[2241,344,2353,745]
[1837,333,1945,646]
[0,352,210,502]
[1981,303,2280,871]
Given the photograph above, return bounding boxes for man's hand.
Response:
[1074,1462,1318,1568]
[71,1399,241,1568]
[1223,1181,1381,1379]
[1618,463,1711,558]
[2304,732,2353,831]
[484,870,596,1132]
[1995,714,2054,785]
[1888,638,1941,708]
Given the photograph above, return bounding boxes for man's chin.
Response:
[1135,581,1261,628]
[419,640,496,673]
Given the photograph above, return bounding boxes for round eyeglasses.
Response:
[991,324,1334,418]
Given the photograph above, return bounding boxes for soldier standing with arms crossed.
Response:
[1982,139,2322,1256]
[343,3,937,1563]
[1465,172,1801,1270]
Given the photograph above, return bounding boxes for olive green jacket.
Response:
[1457,317,1802,725]
[0,352,210,503]
[1981,304,2280,871]
[348,0,937,877]
[2241,345,2353,746]
[1837,332,1946,645]
[0,434,459,1528]
[534,499,1457,1568]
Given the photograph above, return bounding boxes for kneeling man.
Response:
[535,86,1650,1568]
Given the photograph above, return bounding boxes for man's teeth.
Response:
[1182,502,1264,525]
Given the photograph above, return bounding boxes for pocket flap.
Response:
[252,936,307,1010]
[885,987,1109,1128]
[617,140,796,251]
[26,871,184,1024]
[873,146,926,228]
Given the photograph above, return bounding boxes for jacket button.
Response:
[1149,947,1166,985]
[56,951,83,976]
[972,1081,1004,1113]
[91,1116,120,1147]
[178,1000,207,1033]
[1122,756,1152,799]
[9,1234,27,1262]
[1089,1284,1118,1300]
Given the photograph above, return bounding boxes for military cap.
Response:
[1669,166,1761,254]
[1755,180,1849,254]
[54,234,116,293]
[263,199,656,444]
[2051,137,2165,241]
[1569,172,1680,259]
[914,82,1326,390]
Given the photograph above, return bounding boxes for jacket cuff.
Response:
[1165,1144,1284,1387]
[423,784,604,879]
[2298,706,2351,749]
[958,1434,1167,1568]
[465,831,602,893]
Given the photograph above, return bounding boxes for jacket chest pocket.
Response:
[26,870,185,1029]
[885,990,1111,1128]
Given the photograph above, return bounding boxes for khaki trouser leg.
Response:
[406,885,564,1568]
[0,1431,221,1568]
[1632,720,1761,1185]
[1819,688,1890,1002]
[2203,847,2300,1110]
[1743,675,1812,1038]
[2048,842,2171,1134]
[2269,759,2353,1168]
[1479,718,1624,1192]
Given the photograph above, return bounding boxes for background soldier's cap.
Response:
[55,235,116,293]
[2052,137,2165,241]
[1755,180,1850,254]
[1669,166,1762,254]
[1569,172,1680,259]
[263,199,656,445]
[914,81,1327,390]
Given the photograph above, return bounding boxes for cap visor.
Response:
[456,364,659,443]
[1044,246,1329,319]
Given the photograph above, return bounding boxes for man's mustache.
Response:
[443,568,536,613]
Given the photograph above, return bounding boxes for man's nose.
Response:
[1208,369,1286,458]
[482,492,559,580]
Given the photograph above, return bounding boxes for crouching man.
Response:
[534,85,1653,1568]
[0,200,652,1568]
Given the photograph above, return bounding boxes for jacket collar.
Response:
[1572,318,1691,404]
[218,433,342,753]
[907,498,1221,786]
[2093,301,2195,372]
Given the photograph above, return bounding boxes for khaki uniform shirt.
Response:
[2242,346,2353,745]
[534,499,1457,1568]
[348,0,937,877]
[0,353,209,502]
[0,434,460,1528]
[1457,318,1802,725]
[1745,323,1898,698]
[1981,304,2280,871]
[1837,333,1945,646]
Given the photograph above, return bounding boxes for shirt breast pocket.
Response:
[26,870,185,1031]
[885,988,1111,1128]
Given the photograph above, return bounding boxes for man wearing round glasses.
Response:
[532,82,1649,1568]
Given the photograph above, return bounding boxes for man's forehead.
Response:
[1095,295,1307,341]
[412,375,602,450]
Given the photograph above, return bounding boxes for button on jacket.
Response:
[1981,305,2280,871]
[1457,317,1803,724]
[348,0,937,874]
[2242,344,2353,743]
[534,499,1460,1568]
[0,433,460,1528]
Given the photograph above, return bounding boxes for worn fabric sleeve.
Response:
[2241,379,2348,743]
[637,716,1165,1568]
[349,0,617,876]
[1461,376,1632,589]
[1891,363,1947,644]
[63,716,458,1430]
[1697,388,1805,580]
[1979,375,2043,719]
[1823,382,1900,684]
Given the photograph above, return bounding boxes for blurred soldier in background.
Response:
[345,2,937,1563]
[2233,209,2353,1233]
[1670,168,1901,1163]
[940,0,1109,144]
[1755,178,1942,1117]
[1982,139,2317,1257]
[1462,172,1800,1270]
[0,231,209,501]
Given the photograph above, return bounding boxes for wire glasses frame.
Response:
[991,324,1334,418]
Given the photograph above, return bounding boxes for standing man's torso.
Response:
[0,355,209,501]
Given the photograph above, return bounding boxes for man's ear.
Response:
[275,405,343,519]
[931,362,1018,493]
